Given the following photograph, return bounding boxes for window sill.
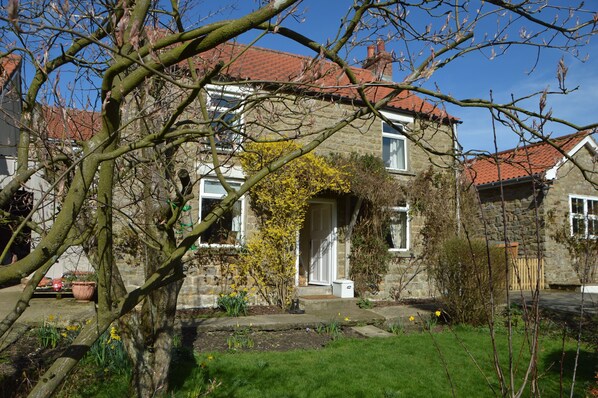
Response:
[197,244,243,251]
[388,250,413,258]
[386,169,416,177]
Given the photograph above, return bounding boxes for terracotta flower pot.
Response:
[71,281,96,301]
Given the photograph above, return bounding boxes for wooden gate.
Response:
[510,258,544,291]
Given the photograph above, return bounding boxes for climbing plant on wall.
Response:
[237,141,349,307]
[331,153,402,296]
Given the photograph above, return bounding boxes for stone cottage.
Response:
[467,131,598,289]
[152,41,461,307]
[9,41,461,306]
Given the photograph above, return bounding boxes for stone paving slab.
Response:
[0,286,96,327]
[351,325,393,338]
[179,313,324,332]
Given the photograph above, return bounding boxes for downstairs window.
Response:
[570,195,598,238]
[199,179,244,245]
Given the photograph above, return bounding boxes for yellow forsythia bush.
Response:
[237,141,349,307]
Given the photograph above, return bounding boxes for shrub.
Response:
[237,141,349,307]
[433,238,506,326]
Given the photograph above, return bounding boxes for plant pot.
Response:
[71,281,96,301]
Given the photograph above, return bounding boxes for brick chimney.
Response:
[362,39,393,82]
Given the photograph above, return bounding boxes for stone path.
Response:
[351,325,394,338]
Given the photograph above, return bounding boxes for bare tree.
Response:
[0,0,596,397]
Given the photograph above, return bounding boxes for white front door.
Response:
[308,201,336,285]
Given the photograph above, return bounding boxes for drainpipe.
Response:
[295,231,300,286]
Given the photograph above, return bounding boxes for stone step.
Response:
[298,295,358,312]
[296,285,332,296]
[351,325,394,338]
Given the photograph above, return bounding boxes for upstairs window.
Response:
[199,179,244,246]
[206,87,244,151]
[386,206,409,251]
[570,195,598,238]
[382,122,407,171]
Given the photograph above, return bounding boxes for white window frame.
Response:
[387,205,410,252]
[198,177,245,247]
[569,194,598,239]
[205,84,248,152]
[380,111,412,172]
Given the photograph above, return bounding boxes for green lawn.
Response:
[168,328,596,398]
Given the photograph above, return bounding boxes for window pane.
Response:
[209,91,241,109]
[588,200,598,216]
[571,198,584,215]
[210,110,238,132]
[204,180,227,195]
[386,211,407,250]
[588,218,597,237]
[572,216,584,236]
[203,180,241,196]
[382,136,405,170]
[383,122,403,134]
[200,198,242,244]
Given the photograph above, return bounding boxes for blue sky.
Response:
[208,0,598,153]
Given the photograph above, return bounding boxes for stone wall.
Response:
[477,182,546,258]
[543,145,598,285]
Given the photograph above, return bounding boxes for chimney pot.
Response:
[376,39,385,54]
[367,45,375,59]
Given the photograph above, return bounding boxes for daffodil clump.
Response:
[217,289,250,317]
[88,324,130,374]
[238,141,349,308]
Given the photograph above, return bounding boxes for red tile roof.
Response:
[35,41,455,142]
[467,130,594,186]
[194,42,454,121]
[0,54,21,90]
[41,106,100,141]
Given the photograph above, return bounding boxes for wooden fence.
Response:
[509,258,544,291]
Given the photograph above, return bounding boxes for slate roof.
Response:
[193,42,454,121]
[467,130,595,186]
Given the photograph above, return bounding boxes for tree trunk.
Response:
[122,253,183,397]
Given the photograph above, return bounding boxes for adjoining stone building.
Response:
[467,131,598,289]
[0,57,96,277]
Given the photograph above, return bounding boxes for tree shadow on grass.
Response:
[169,326,201,393]
[541,348,597,396]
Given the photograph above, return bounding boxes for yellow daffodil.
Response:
[435,310,441,317]
[409,316,415,322]
[109,326,121,342]
[344,317,350,321]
